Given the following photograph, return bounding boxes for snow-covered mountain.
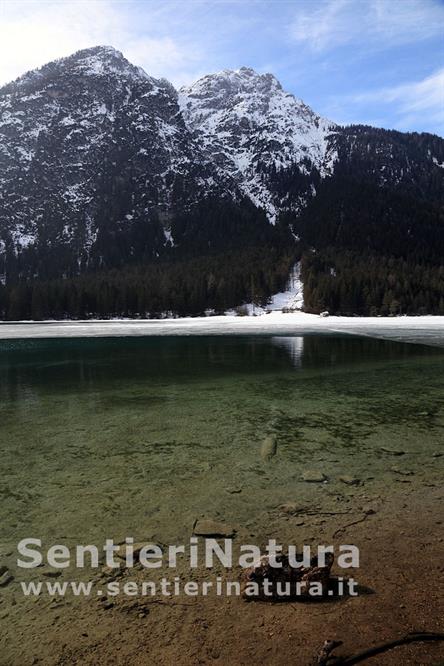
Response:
[0,46,223,279]
[0,45,443,288]
[179,67,337,221]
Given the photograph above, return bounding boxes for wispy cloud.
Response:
[324,68,444,134]
[290,0,444,52]
[0,0,203,86]
[0,0,441,135]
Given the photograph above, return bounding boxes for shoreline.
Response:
[0,312,444,345]
[1,484,443,665]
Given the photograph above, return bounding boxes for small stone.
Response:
[101,600,114,610]
[0,565,8,577]
[40,568,62,578]
[115,542,161,561]
[260,435,277,461]
[193,519,235,538]
[100,565,123,580]
[0,571,13,587]
[391,468,414,476]
[362,504,377,515]
[432,452,443,458]
[339,476,361,486]
[380,447,405,456]
[302,470,327,483]
[278,503,305,515]
[225,487,242,494]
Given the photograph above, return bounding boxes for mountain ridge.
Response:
[0,46,443,318]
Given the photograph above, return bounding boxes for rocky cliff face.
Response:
[0,46,223,280]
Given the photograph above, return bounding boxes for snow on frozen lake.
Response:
[1,312,444,347]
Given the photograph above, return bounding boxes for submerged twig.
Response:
[313,631,444,665]
[332,514,369,538]
[314,640,343,665]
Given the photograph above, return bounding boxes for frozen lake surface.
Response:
[0,312,444,346]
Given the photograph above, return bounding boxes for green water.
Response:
[0,335,443,551]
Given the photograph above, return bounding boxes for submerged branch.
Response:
[313,631,444,665]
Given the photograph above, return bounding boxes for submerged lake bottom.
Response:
[0,334,443,664]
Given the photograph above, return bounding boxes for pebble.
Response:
[260,435,277,461]
[101,565,122,578]
[339,475,361,486]
[115,541,163,561]
[380,447,406,456]
[40,568,62,578]
[302,470,327,483]
[193,519,235,538]
[101,600,114,610]
[0,571,13,587]
[391,468,414,476]
[278,503,305,515]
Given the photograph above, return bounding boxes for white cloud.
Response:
[355,68,444,111]
[290,0,444,52]
[356,68,444,131]
[324,68,444,133]
[0,0,202,86]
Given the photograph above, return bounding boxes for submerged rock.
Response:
[0,571,13,587]
[278,503,305,515]
[116,543,149,560]
[241,551,334,600]
[302,470,327,483]
[40,568,62,578]
[260,435,277,461]
[193,519,235,538]
[339,475,361,486]
[380,447,406,456]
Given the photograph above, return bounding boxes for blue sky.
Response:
[0,0,443,135]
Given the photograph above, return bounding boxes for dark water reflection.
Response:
[0,334,442,402]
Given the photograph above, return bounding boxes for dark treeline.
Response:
[302,250,444,316]
[0,247,295,320]
[1,142,443,319]
[294,168,444,315]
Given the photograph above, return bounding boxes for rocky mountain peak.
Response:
[1,45,152,96]
[179,68,337,221]
[1,45,442,292]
